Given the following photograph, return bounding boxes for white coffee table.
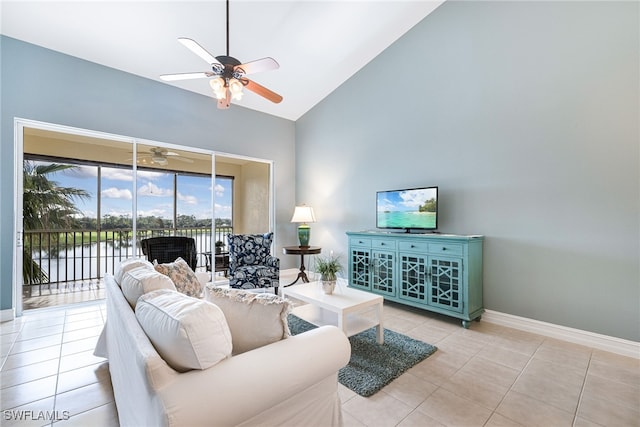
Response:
[282,281,384,344]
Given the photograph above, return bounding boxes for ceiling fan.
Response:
[135,147,194,166]
[160,0,283,109]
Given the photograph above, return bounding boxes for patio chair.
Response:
[227,232,280,294]
[140,236,198,270]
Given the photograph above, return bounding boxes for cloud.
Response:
[103,209,132,218]
[177,192,198,205]
[138,182,173,197]
[101,187,132,200]
[215,203,232,219]
[137,208,170,218]
[377,197,395,212]
[137,170,164,180]
[102,168,133,182]
[101,169,162,182]
[214,184,225,197]
[79,209,96,218]
[400,188,437,208]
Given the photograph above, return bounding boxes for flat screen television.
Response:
[376,186,438,232]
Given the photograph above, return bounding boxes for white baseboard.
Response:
[0,308,15,323]
[482,309,640,359]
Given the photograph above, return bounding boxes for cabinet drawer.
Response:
[428,243,463,256]
[398,241,429,252]
[372,239,396,250]
[350,237,371,248]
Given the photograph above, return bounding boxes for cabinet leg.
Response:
[462,320,470,329]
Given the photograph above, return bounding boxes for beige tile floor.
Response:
[2,296,639,426]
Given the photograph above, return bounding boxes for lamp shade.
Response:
[290,206,316,223]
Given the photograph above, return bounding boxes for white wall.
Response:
[295,1,639,341]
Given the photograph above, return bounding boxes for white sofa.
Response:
[97,266,351,427]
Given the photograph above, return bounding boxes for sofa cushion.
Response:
[154,257,202,297]
[121,266,176,308]
[136,289,232,372]
[114,258,154,286]
[204,286,292,355]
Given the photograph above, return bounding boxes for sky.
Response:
[43,162,232,221]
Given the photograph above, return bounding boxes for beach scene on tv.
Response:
[377,188,437,229]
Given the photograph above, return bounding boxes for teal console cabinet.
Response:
[347,231,484,328]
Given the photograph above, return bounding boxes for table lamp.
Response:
[290,205,316,247]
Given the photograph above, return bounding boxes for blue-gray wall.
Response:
[296,1,639,341]
[0,36,297,312]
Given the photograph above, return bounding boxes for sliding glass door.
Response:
[16,124,216,312]
[14,119,273,314]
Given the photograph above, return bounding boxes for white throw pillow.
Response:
[204,286,292,355]
[136,289,232,372]
[114,258,154,286]
[121,266,176,308]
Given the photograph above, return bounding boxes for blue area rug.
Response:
[288,314,437,397]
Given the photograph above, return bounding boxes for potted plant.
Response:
[315,253,343,294]
[215,240,225,254]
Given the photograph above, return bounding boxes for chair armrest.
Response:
[195,272,210,288]
[158,326,350,426]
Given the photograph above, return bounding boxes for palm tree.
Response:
[23,161,90,288]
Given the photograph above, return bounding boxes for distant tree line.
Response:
[77,215,232,230]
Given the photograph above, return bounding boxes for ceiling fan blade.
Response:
[159,72,213,81]
[244,79,283,104]
[164,151,194,163]
[171,156,195,164]
[217,91,231,109]
[235,57,279,75]
[178,38,222,66]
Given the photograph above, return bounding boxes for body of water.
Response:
[32,234,212,283]
[378,211,437,229]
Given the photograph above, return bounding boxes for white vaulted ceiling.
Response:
[1,1,444,121]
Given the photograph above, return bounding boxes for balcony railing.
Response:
[23,226,232,296]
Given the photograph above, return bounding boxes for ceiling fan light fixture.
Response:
[229,78,243,100]
[151,155,168,166]
[210,77,226,99]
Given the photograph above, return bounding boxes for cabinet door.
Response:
[399,252,428,303]
[371,250,395,296]
[428,257,463,313]
[349,248,371,290]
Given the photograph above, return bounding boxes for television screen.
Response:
[376,186,438,231]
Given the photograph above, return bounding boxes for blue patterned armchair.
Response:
[227,232,280,294]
